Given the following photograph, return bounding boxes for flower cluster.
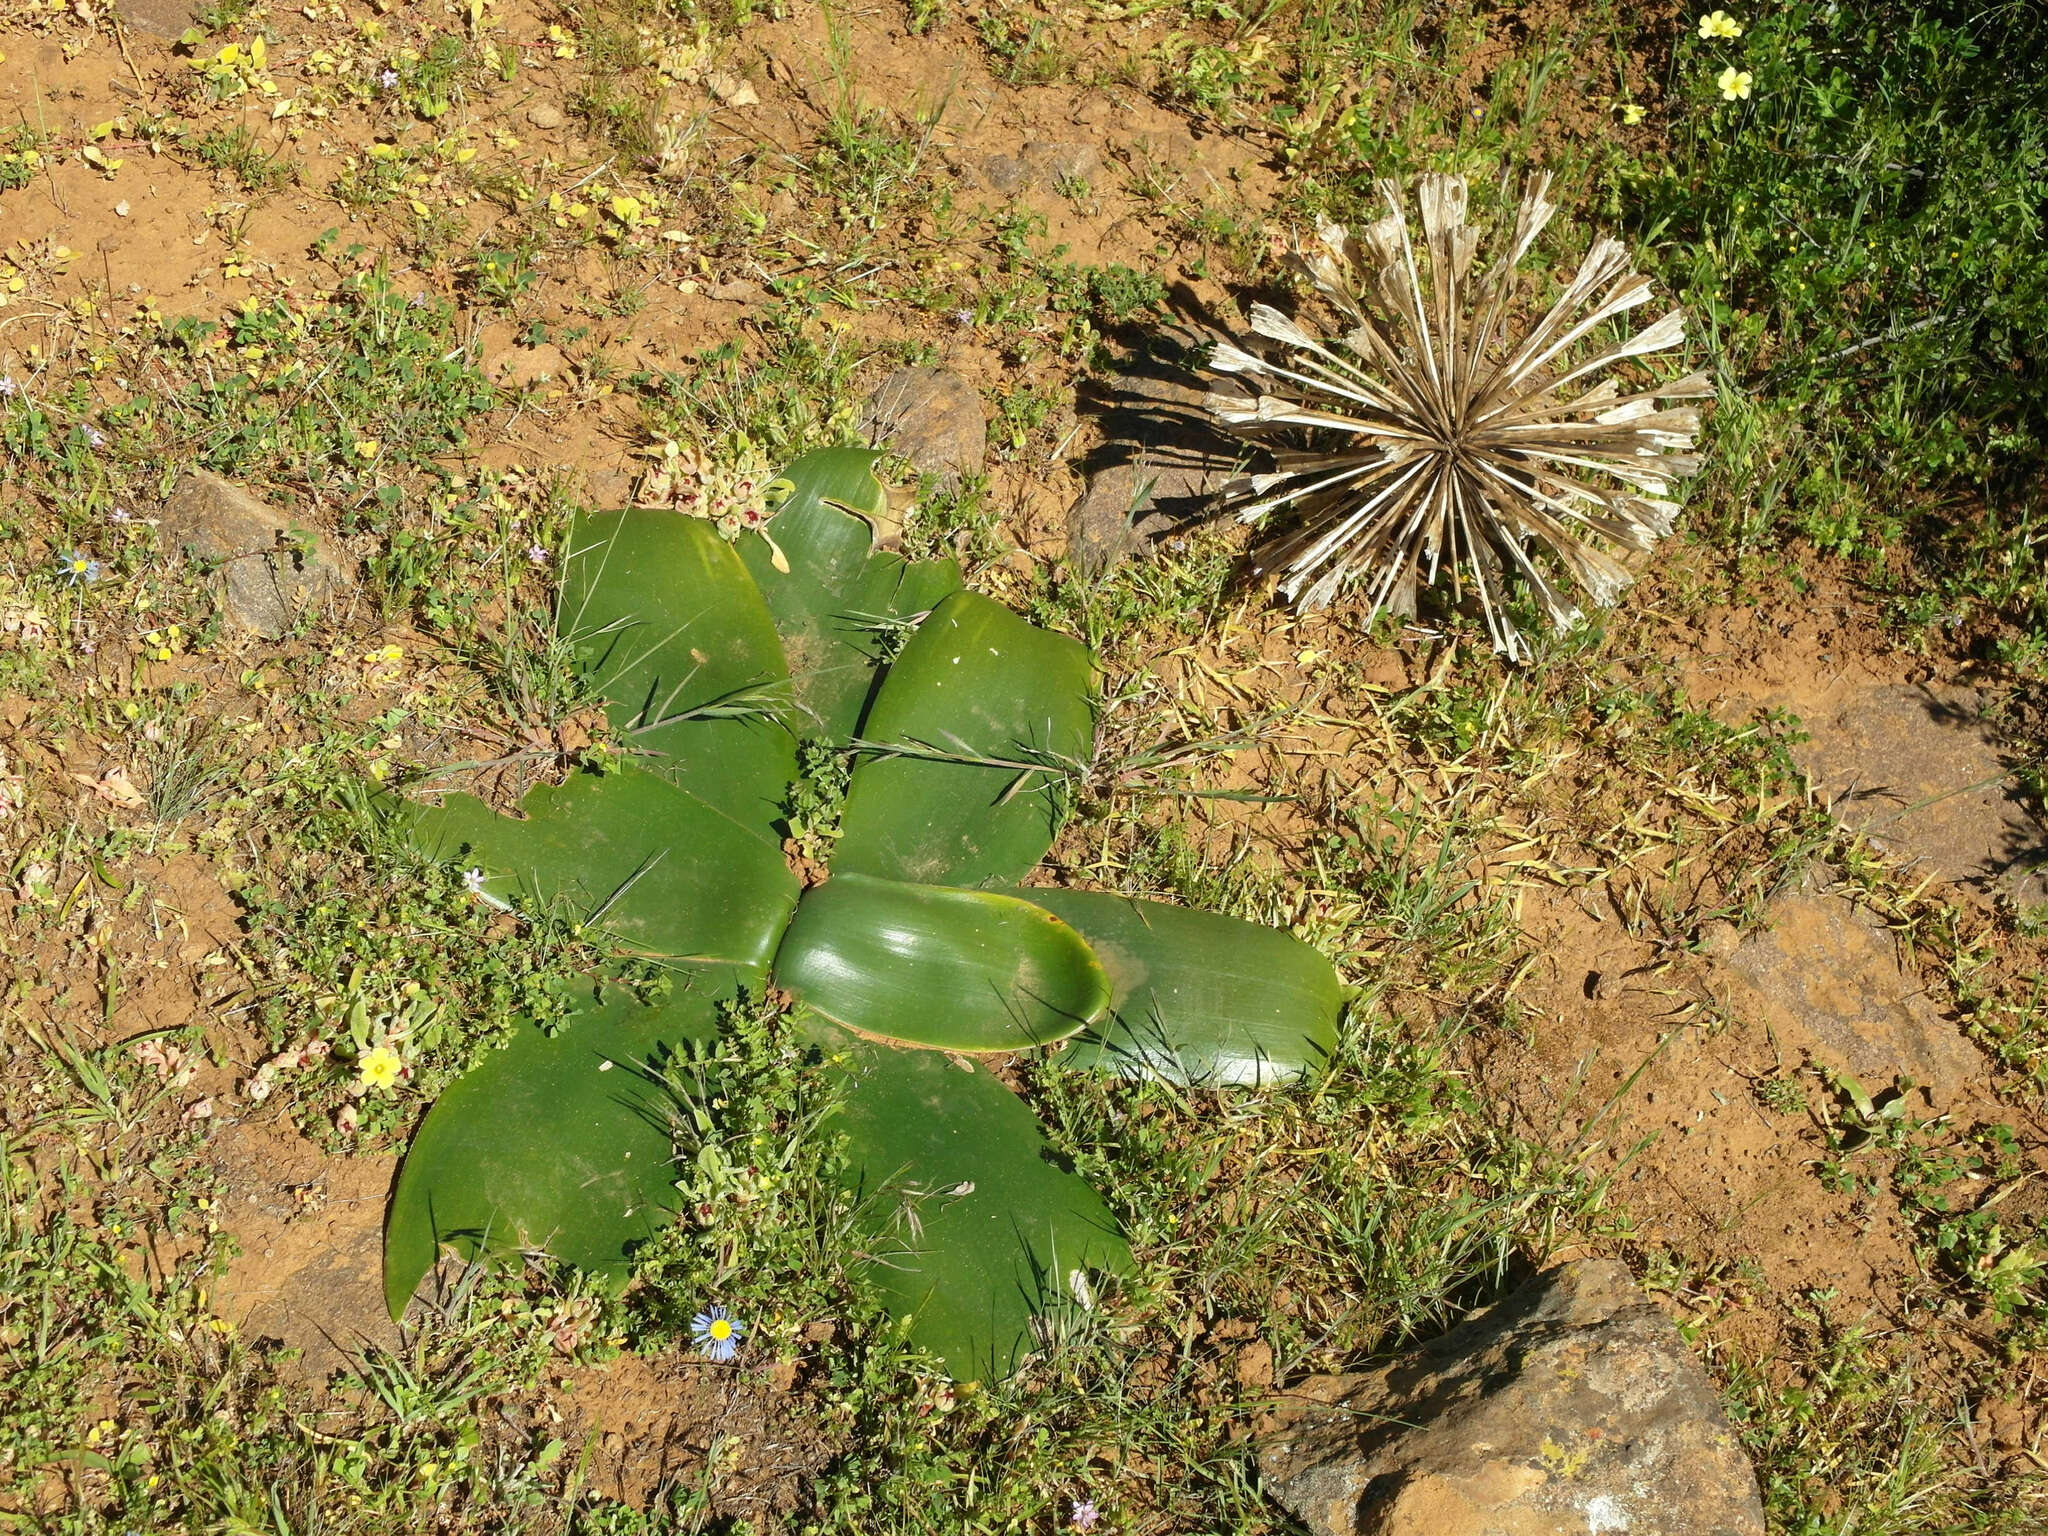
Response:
[361,642,405,687]
[132,1037,197,1088]
[141,624,184,663]
[244,1037,333,1103]
[1,594,49,647]
[1699,10,1752,101]
[635,438,786,542]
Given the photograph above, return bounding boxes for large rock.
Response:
[159,470,351,639]
[859,367,987,488]
[1792,683,2047,904]
[1066,368,1239,570]
[1720,887,1981,1094]
[1259,1261,1764,1536]
[115,0,198,37]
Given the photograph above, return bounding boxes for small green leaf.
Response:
[835,591,1094,887]
[817,1020,1130,1379]
[402,766,799,968]
[562,508,796,842]
[1013,889,1343,1086]
[738,447,961,744]
[775,874,1108,1050]
[384,973,740,1318]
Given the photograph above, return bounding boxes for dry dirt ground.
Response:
[3,0,2046,1527]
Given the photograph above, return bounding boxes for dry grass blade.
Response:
[1203,172,1709,661]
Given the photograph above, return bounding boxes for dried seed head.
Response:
[1203,173,1710,661]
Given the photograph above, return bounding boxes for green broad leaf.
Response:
[1011,889,1343,1086]
[562,508,797,842]
[385,972,742,1319]
[737,447,961,744]
[817,1021,1130,1379]
[774,874,1108,1051]
[401,766,799,968]
[833,590,1094,887]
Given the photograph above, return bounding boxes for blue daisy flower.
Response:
[691,1304,745,1363]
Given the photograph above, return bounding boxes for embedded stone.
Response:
[160,470,351,639]
[1259,1261,1765,1536]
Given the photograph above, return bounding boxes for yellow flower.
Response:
[354,438,380,459]
[1699,10,1743,40]
[1618,102,1647,125]
[1717,66,1753,101]
[356,1044,404,1092]
[363,643,404,665]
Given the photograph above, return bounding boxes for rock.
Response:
[1260,1261,1764,1536]
[858,367,987,487]
[1067,370,1238,570]
[1026,140,1098,184]
[981,154,1031,196]
[704,69,759,107]
[1068,461,1179,568]
[525,102,566,129]
[979,141,1101,196]
[485,339,569,389]
[1791,683,2047,904]
[159,470,350,640]
[115,0,196,38]
[1720,888,1981,1094]
[707,276,766,305]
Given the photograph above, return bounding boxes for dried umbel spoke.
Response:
[1204,172,1710,661]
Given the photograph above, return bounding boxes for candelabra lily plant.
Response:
[381,449,1343,1378]
[1204,171,1709,660]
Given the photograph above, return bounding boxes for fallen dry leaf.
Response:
[72,764,148,810]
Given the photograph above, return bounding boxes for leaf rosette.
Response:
[382,448,1344,1378]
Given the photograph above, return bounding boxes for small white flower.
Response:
[462,867,488,895]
